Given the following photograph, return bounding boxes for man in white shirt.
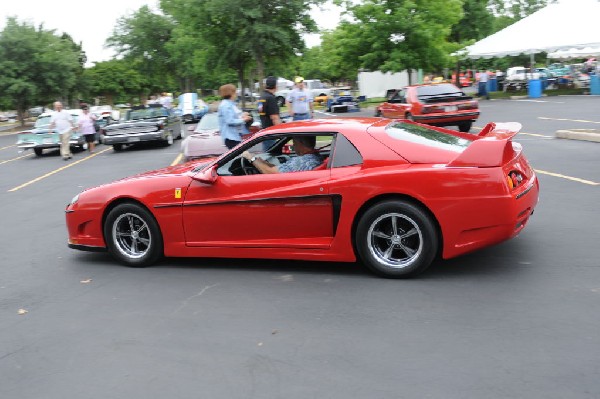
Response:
[286,77,314,120]
[49,101,76,160]
[477,70,490,100]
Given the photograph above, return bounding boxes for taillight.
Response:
[458,101,478,110]
[506,170,524,189]
[421,105,445,114]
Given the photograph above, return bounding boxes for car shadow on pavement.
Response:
[72,240,530,280]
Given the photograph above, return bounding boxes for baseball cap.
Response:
[265,76,277,89]
[295,76,304,83]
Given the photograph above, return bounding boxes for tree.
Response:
[334,0,463,83]
[0,18,81,124]
[106,6,177,95]
[161,0,324,103]
[83,59,146,105]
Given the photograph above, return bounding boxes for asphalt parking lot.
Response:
[1,96,599,399]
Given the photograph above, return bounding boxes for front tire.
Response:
[163,133,174,146]
[355,200,438,278]
[276,96,286,107]
[34,148,43,156]
[113,144,124,151]
[104,203,163,267]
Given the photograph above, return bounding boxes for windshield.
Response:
[196,113,219,130]
[35,114,80,128]
[127,107,168,120]
[416,84,463,98]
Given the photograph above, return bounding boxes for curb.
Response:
[555,129,600,143]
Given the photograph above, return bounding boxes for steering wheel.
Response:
[240,156,259,175]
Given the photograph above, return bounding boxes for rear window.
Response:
[385,122,471,153]
[416,84,463,99]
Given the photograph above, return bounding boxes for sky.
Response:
[0,0,341,67]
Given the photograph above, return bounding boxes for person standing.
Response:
[159,92,173,108]
[477,70,490,100]
[78,104,98,154]
[217,84,252,150]
[258,76,282,150]
[286,77,314,121]
[49,101,76,160]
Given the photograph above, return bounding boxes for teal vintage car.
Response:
[16,110,88,156]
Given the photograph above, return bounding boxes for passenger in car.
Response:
[242,136,323,174]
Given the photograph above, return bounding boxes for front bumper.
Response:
[102,131,165,145]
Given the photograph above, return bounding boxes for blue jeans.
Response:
[478,82,489,99]
[293,113,311,121]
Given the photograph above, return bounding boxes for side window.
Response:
[331,134,363,168]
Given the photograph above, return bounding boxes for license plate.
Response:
[128,137,141,142]
[445,106,458,112]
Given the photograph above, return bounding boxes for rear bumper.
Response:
[17,137,86,149]
[412,112,480,124]
[442,177,539,259]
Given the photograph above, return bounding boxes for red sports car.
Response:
[375,83,480,132]
[66,118,539,278]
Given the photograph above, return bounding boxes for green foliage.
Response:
[106,6,177,93]
[0,18,82,121]
[332,0,463,78]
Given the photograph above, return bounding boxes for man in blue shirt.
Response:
[242,136,323,174]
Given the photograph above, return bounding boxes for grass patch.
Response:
[489,87,587,99]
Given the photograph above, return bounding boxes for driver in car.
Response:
[242,136,323,174]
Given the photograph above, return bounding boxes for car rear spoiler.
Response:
[447,122,521,168]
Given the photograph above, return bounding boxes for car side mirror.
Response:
[193,164,218,184]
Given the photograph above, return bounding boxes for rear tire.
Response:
[458,121,472,132]
[405,113,415,121]
[277,96,286,107]
[104,203,163,267]
[374,109,381,117]
[355,200,438,278]
[113,144,123,151]
[34,148,43,156]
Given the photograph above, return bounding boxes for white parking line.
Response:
[0,152,33,165]
[0,144,17,151]
[8,147,112,192]
[539,117,600,124]
[535,169,599,186]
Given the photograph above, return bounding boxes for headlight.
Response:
[69,193,80,205]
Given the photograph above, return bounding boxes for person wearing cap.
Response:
[286,77,314,121]
[258,76,282,150]
[78,104,98,154]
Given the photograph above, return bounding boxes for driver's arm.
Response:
[242,151,279,174]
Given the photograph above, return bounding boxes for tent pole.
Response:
[530,53,535,73]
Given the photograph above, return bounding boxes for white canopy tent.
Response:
[548,47,600,59]
[461,0,600,60]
